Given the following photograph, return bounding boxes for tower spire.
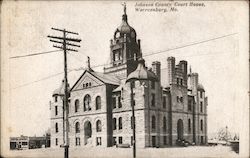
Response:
[86,56,94,72]
[122,2,127,22]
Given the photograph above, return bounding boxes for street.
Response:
[4,145,238,158]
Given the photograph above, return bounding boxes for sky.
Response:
[1,0,249,145]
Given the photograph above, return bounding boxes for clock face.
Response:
[131,31,135,38]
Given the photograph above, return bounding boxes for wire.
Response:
[11,33,237,89]
[9,50,62,59]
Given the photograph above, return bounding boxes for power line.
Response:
[11,33,236,89]
[9,50,61,59]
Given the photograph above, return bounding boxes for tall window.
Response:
[55,96,58,102]
[132,93,135,106]
[180,79,183,85]
[75,99,79,112]
[55,106,58,116]
[118,137,123,144]
[163,116,167,132]
[200,91,203,98]
[118,96,122,108]
[95,96,101,110]
[112,97,116,109]
[75,122,80,133]
[163,136,167,145]
[55,138,58,146]
[118,117,122,130]
[188,100,192,111]
[55,123,58,133]
[113,118,117,130]
[188,119,191,133]
[200,120,203,131]
[75,137,80,146]
[152,115,156,130]
[131,116,135,129]
[163,96,166,109]
[84,94,91,111]
[200,102,203,113]
[96,120,102,132]
[96,137,102,146]
[151,93,155,107]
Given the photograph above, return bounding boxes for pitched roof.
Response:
[70,70,120,91]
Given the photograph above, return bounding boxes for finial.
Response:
[122,2,126,15]
[87,56,90,69]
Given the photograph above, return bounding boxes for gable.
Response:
[71,71,105,91]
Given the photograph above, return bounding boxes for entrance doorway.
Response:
[84,121,92,145]
[152,136,156,147]
[177,119,184,140]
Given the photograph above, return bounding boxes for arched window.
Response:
[163,116,167,132]
[95,96,101,110]
[188,119,191,133]
[96,120,102,132]
[75,99,79,113]
[200,120,203,131]
[84,94,91,111]
[152,115,156,130]
[118,117,122,130]
[55,123,58,133]
[75,122,80,133]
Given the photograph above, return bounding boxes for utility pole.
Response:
[48,28,81,158]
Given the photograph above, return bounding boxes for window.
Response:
[118,117,122,130]
[55,106,58,116]
[151,81,155,89]
[152,115,156,130]
[163,96,166,109]
[55,138,58,146]
[200,102,203,113]
[131,136,133,145]
[55,123,58,133]
[112,97,116,109]
[118,96,122,108]
[163,116,167,132]
[151,93,155,107]
[177,96,179,102]
[131,116,135,129]
[177,78,179,85]
[75,137,80,146]
[55,96,58,102]
[180,97,183,103]
[113,137,117,145]
[163,136,167,145]
[96,137,102,146]
[200,91,203,98]
[75,99,79,112]
[96,120,102,132]
[84,94,91,111]
[75,122,80,133]
[113,118,117,130]
[22,142,28,145]
[95,96,101,110]
[118,137,123,144]
[188,119,191,133]
[188,100,192,111]
[200,120,203,131]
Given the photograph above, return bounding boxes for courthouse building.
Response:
[50,6,208,148]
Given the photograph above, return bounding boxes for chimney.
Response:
[167,57,175,85]
[152,61,161,83]
[180,60,188,86]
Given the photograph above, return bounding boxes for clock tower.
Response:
[104,4,142,79]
